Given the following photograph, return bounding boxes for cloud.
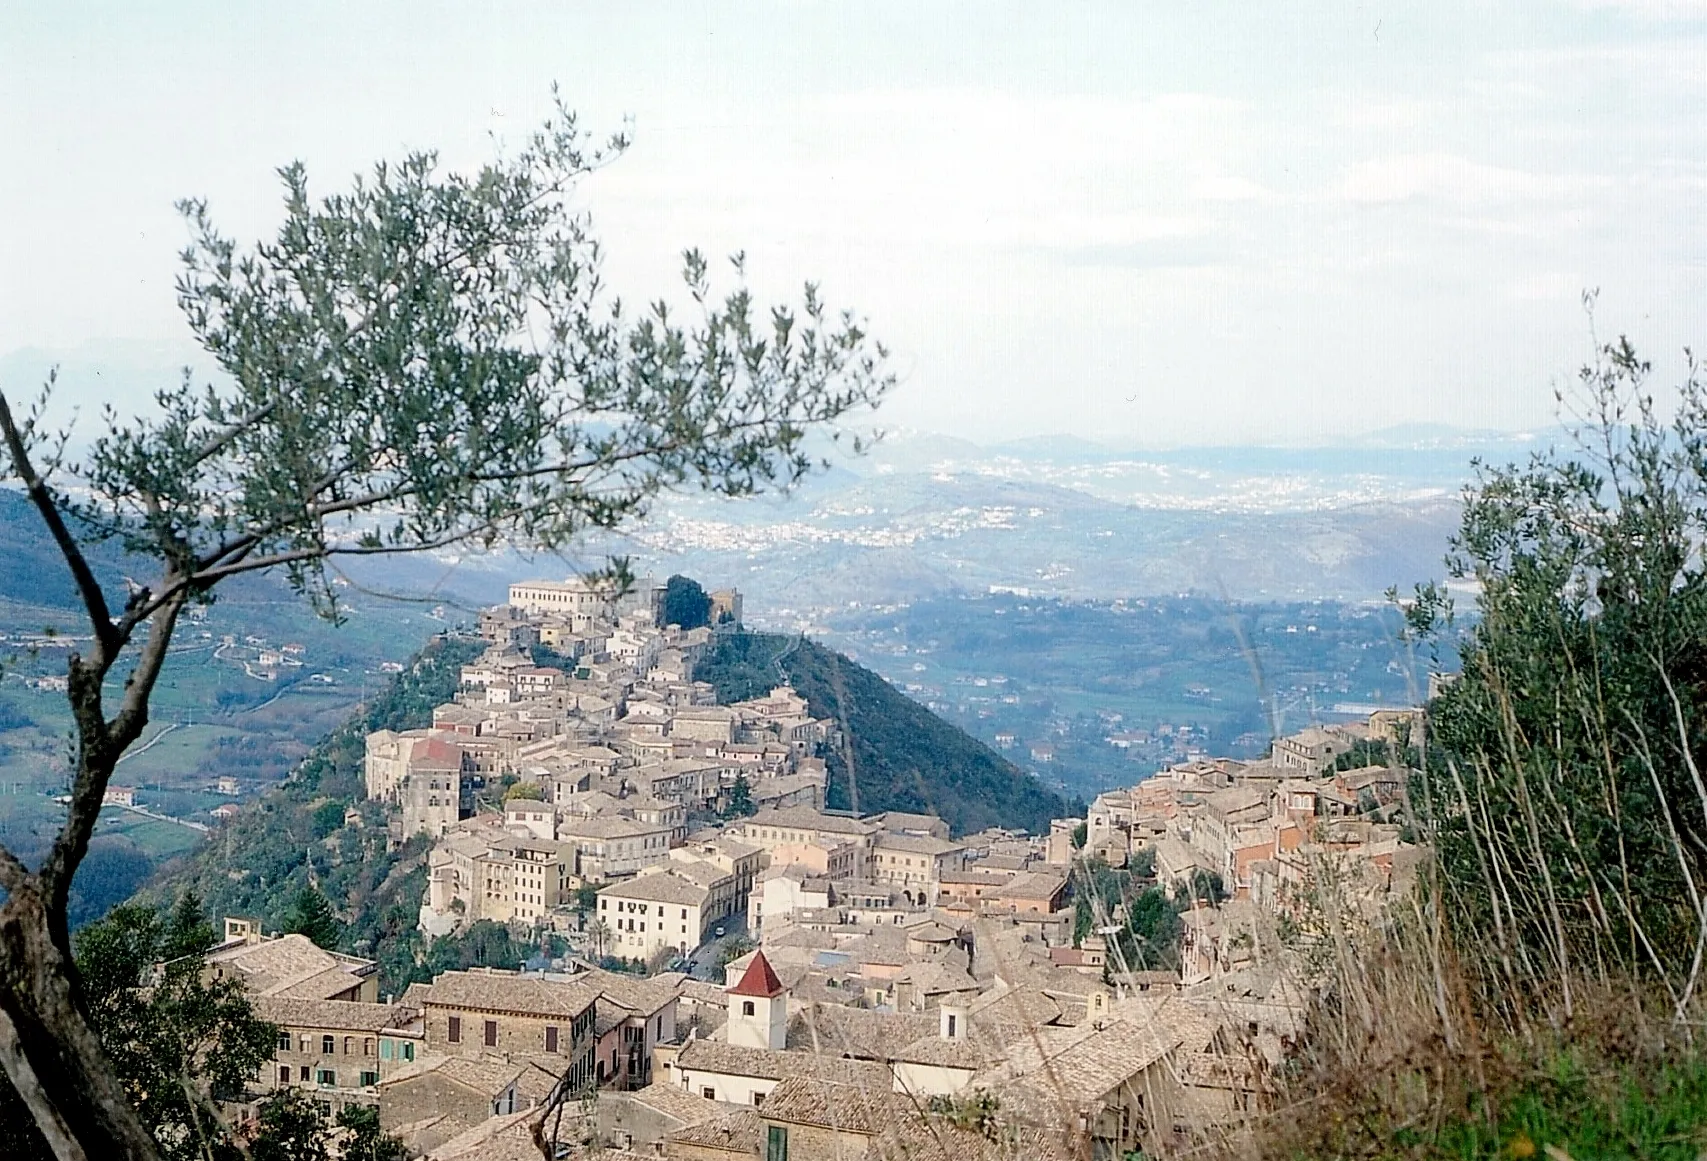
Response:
[1058,237,1236,271]
[1333,153,1607,207]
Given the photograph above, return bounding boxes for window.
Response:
[447,1016,462,1043]
[299,1066,310,1082]
[402,1042,414,1062]
[545,1026,559,1053]
[360,1070,379,1087]
[741,1001,755,1017]
[343,1035,354,1055]
[278,1065,290,1084]
[364,1037,374,1056]
[321,1035,335,1055]
[277,1031,292,1052]
[752,1090,765,1107]
[766,1124,789,1161]
[316,1069,334,1087]
[946,1014,958,1038]
[484,1020,498,1047]
[702,1086,716,1100]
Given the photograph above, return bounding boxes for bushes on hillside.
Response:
[1413,339,1707,1001]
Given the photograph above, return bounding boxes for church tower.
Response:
[725,950,788,1050]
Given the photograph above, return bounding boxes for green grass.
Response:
[111,724,245,783]
[93,809,206,860]
[1397,1054,1707,1161]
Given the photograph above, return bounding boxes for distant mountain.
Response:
[697,631,1069,835]
[0,489,130,612]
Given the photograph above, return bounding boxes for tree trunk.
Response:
[0,879,163,1161]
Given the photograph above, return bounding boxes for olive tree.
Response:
[0,101,889,1160]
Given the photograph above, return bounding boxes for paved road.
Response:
[685,914,752,981]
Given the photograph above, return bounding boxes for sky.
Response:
[2,2,1704,447]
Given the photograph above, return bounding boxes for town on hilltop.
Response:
[165,574,1429,1159]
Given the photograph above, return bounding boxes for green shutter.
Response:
[766,1124,789,1161]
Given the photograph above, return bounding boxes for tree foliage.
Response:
[281,886,340,950]
[71,896,278,1161]
[247,1088,328,1161]
[663,573,712,630]
[1412,335,1707,1004]
[334,1104,408,1161]
[0,96,889,1159]
[722,772,755,819]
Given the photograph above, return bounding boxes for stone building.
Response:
[415,969,599,1095]
[252,996,421,1114]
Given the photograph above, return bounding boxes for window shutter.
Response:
[448,1016,461,1043]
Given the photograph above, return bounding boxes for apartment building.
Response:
[558,814,674,880]
[597,870,716,962]
[735,806,877,880]
[253,996,422,1113]
[869,833,968,896]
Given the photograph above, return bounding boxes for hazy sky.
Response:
[3,2,1703,445]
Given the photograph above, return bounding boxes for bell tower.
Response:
[725,950,788,1050]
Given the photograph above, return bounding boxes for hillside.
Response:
[696,631,1069,835]
[140,635,488,987]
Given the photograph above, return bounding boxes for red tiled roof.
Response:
[727,951,785,999]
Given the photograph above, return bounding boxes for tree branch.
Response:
[41,592,188,905]
[0,390,117,660]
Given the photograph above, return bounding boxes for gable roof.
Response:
[674,1040,889,1087]
[420,969,598,1020]
[598,870,711,907]
[379,1053,523,1097]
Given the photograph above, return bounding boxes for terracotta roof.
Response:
[596,871,710,907]
[577,967,682,1017]
[745,806,874,836]
[421,969,598,1020]
[271,964,368,1001]
[758,1077,894,1135]
[380,1053,523,1097]
[870,1114,1079,1161]
[785,1004,936,1060]
[889,1032,1002,1070]
[728,951,785,999]
[626,1081,723,1127]
[424,1111,540,1161]
[250,996,414,1034]
[665,1106,760,1153]
[674,1040,890,1088]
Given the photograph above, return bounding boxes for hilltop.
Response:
[696,630,1068,835]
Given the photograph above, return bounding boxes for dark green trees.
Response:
[72,896,278,1161]
[1413,338,1707,1003]
[723,772,756,818]
[664,574,713,629]
[282,886,340,950]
